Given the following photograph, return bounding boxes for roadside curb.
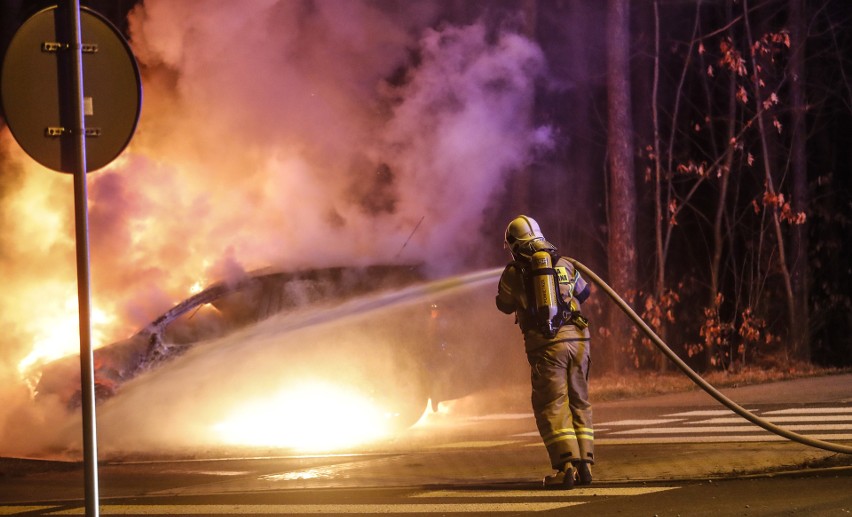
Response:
[736,464,852,479]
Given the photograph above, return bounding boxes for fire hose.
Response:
[566,257,852,455]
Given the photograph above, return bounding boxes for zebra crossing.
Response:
[430,404,852,447]
[595,405,852,445]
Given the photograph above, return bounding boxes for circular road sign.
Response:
[1,5,142,173]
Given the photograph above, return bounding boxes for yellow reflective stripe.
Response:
[545,428,575,438]
[541,427,594,446]
[543,428,577,446]
[544,434,579,447]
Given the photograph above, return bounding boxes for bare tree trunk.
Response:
[651,0,666,371]
[606,0,637,372]
[788,0,810,361]
[705,0,738,370]
[651,0,701,372]
[743,0,797,363]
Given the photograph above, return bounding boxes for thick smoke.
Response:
[0,0,550,456]
[119,0,551,275]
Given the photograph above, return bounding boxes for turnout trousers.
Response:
[526,336,594,470]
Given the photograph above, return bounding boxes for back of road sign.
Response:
[0,5,141,173]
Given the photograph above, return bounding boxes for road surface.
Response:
[1,373,850,515]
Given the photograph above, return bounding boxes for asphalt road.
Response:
[1,475,851,516]
[1,373,850,515]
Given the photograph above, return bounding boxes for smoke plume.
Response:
[0,0,550,456]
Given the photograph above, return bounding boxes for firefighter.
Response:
[496,215,594,489]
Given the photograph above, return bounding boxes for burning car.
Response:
[34,264,518,438]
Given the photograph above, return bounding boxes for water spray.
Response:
[566,257,852,455]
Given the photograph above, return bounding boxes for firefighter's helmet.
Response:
[505,215,556,260]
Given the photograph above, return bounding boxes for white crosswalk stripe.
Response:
[413,487,679,498]
[690,415,852,424]
[0,487,679,515]
[764,407,852,415]
[596,405,852,444]
[26,503,586,514]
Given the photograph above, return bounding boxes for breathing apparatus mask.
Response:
[504,215,557,261]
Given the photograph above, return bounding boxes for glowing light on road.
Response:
[212,381,394,452]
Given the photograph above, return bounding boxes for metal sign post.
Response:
[1,3,142,516]
[67,2,99,515]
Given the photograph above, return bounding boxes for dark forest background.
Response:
[514,0,852,374]
[2,0,850,373]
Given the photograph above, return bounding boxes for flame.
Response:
[16,293,116,376]
[212,380,394,452]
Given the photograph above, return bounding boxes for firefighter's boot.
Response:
[576,461,593,486]
[543,465,575,490]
